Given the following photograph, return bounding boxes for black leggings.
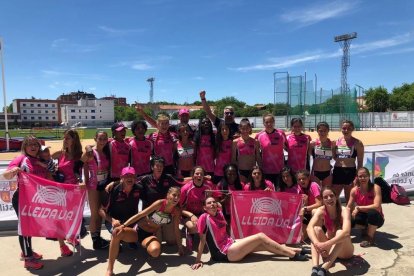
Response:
[352,209,384,228]
[12,190,34,258]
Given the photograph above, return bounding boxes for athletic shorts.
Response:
[211,250,230,262]
[313,170,331,181]
[352,209,384,228]
[135,225,155,244]
[332,167,356,185]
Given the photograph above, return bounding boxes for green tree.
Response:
[364,86,389,112]
[390,82,414,111]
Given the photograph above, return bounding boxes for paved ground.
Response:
[0,202,413,276]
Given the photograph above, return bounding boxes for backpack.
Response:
[374,177,392,203]
[390,184,410,205]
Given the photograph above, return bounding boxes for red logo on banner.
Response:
[231,191,303,244]
[18,172,86,240]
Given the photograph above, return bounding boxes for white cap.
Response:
[40,145,51,151]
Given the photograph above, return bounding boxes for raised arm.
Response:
[135,103,157,128]
[199,91,217,123]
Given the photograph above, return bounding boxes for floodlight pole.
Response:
[334,32,357,117]
[147,77,155,103]
[0,37,9,151]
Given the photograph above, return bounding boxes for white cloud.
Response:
[231,33,414,72]
[99,25,145,36]
[280,1,357,26]
[50,38,98,53]
[193,76,205,80]
[42,70,105,80]
[131,63,153,70]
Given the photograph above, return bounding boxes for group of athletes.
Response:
[3,90,385,276]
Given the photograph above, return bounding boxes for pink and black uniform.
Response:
[353,187,384,228]
[235,137,256,178]
[256,129,286,187]
[286,133,311,173]
[198,209,234,262]
[213,139,232,183]
[196,135,215,175]
[333,137,358,185]
[300,182,321,225]
[243,179,275,191]
[129,138,153,177]
[311,138,333,181]
[148,132,177,175]
[109,139,130,180]
[180,180,216,216]
[9,154,49,259]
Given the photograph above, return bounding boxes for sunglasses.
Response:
[225,112,234,115]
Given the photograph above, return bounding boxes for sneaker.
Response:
[311,266,319,276]
[92,236,110,250]
[289,252,308,261]
[317,267,327,276]
[300,247,311,255]
[24,258,44,270]
[67,238,80,246]
[20,251,43,261]
[60,244,73,257]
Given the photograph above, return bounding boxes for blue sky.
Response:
[0,0,413,107]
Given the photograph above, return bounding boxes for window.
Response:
[30,104,34,107]
[23,103,26,107]
[23,117,27,120]
[38,110,41,113]
[79,116,81,119]
[91,116,95,119]
[52,104,55,107]
[45,110,48,113]
[70,109,75,112]
[85,110,87,113]
[53,117,56,120]
[85,116,88,119]
[52,110,55,113]
[45,104,48,107]
[31,117,34,120]
[31,110,34,113]
[71,116,76,119]
[37,104,41,107]
[38,117,41,120]
[91,110,95,113]
[23,110,27,113]
[46,117,49,119]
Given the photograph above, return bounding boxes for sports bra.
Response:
[335,137,357,159]
[177,142,194,158]
[312,139,333,160]
[148,199,175,225]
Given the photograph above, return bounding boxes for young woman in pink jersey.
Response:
[191,196,308,270]
[346,167,384,248]
[307,186,354,276]
[180,166,216,251]
[309,122,334,187]
[243,166,274,191]
[148,114,177,175]
[213,121,232,184]
[82,130,111,250]
[279,167,301,194]
[232,118,261,183]
[129,120,153,177]
[176,122,195,178]
[53,129,86,248]
[105,186,184,276]
[3,136,65,270]
[286,118,311,174]
[256,113,286,189]
[297,169,322,240]
[109,122,131,180]
[194,117,215,177]
[332,120,364,203]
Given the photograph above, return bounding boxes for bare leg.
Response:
[321,230,354,271]
[141,236,161,258]
[321,175,332,187]
[185,220,198,234]
[366,224,378,243]
[311,226,329,267]
[226,233,297,262]
[332,184,344,201]
[106,228,138,275]
[87,190,101,234]
[343,185,353,204]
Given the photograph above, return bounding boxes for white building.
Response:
[60,99,114,127]
[12,99,60,127]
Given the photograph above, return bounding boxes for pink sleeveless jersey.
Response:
[8,155,48,179]
[85,157,98,190]
[149,132,176,166]
[196,135,215,173]
[256,129,286,174]
[198,210,234,255]
[180,180,216,215]
[94,149,110,182]
[236,137,255,157]
[214,140,232,176]
[109,139,130,178]
[286,133,310,173]
[129,138,153,175]
[58,153,79,184]
[354,187,384,217]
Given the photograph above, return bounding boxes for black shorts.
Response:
[239,169,251,179]
[313,170,331,181]
[302,213,312,225]
[352,209,384,228]
[211,250,230,262]
[136,226,155,244]
[332,167,356,185]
